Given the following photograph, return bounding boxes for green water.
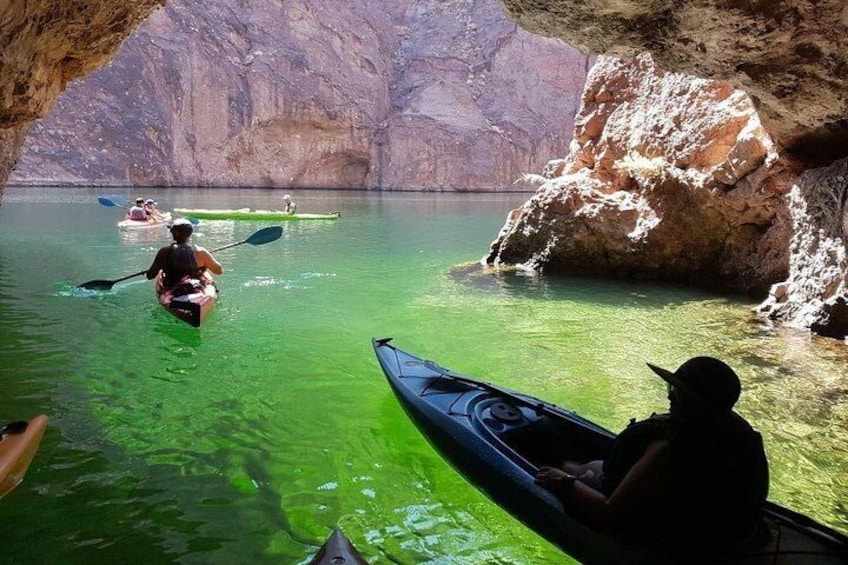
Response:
[1,186,846,564]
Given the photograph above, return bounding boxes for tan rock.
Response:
[497,0,848,167]
[486,54,791,293]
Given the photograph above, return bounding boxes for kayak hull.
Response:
[309,528,369,565]
[156,273,216,328]
[0,415,48,498]
[118,212,173,230]
[174,208,339,221]
[372,338,848,565]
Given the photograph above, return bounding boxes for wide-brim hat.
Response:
[647,357,741,412]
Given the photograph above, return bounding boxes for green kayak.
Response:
[174,208,340,221]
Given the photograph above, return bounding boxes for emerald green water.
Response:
[1,186,846,564]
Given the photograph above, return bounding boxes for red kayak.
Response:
[155,273,217,328]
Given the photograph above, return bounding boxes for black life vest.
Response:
[164,243,201,284]
[601,412,671,494]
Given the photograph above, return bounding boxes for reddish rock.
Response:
[485,54,792,294]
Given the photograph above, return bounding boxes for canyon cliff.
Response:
[1,1,847,339]
[8,0,589,191]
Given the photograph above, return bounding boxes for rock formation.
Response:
[483,1,848,339]
[497,0,848,168]
[8,0,589,191]
[485,54,792,294]
[0,0,165,199]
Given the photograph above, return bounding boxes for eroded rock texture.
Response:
[757,158,848,339]
[0,0,165,199]
[8,0,589,191]
[486,54,793,294]
[498,0,848,167]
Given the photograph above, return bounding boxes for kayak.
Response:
[372,338,848,564]
[174,208,339,221]
[309,528,369,565]
[118,212,173,230]
[0,415,48,498]
[155,273,217,328]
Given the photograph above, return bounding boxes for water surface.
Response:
[1,186,846,563]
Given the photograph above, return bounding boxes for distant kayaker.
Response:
[126,198,148,221]
[146,219,223,293]
[282,194,297,214]
[144,198,166,222]
[535,356,769,550]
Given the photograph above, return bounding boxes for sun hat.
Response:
[145,198,156,205]
[647,357,741,412]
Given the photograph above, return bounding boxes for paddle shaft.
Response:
[77,226,282,290]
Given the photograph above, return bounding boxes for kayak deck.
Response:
[174,208,339,221]
[373,337,848,565]
[0,415,48,498]
[155,274,217,328]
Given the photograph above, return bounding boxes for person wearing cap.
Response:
[282,194,297,214]
[535,356,769,549]
[143,198,166,222]
[145,219,223,293]
[126,198,148,221]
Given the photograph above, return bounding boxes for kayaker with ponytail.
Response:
[535,356,770,550]
[146,219,223,294]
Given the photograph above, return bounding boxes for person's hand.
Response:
[535,466,576,493]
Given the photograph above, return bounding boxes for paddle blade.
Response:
[98,197,118,208]
[246,226,283,245]
[77,279,116,291]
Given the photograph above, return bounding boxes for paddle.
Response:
[76,226,284,291]
[98,196,199,225]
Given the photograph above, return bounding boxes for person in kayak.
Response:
[535,356,769,549]
[145,219,223,293]
[144,198,167,222]
[126,198,149,221]
[282,194,297,214]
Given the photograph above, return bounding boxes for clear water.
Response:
[1,186,846,564]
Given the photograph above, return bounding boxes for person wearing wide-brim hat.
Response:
[146,219,223,291]
[535,356,769,550]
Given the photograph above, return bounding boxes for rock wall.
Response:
[485,54,793,294]
[757,158,848,339]
[0,0,165,200]
[8,0,590,191]
[497,0,848,167]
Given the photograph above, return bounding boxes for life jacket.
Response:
[164,243,203,290]
[603,412,769,548]
[601,412,671,494]
[664,415,769,547]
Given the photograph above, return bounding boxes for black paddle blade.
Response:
[76,279,116,291]
[247,226,283,245]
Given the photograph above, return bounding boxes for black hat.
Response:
[647,357,741,412]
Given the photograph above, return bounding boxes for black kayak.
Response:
[372,337,848,564]
[309,528,369,565]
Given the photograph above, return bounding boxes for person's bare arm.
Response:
[196,247,223,275]
[146,248,169,279]
[535,439,670,531]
